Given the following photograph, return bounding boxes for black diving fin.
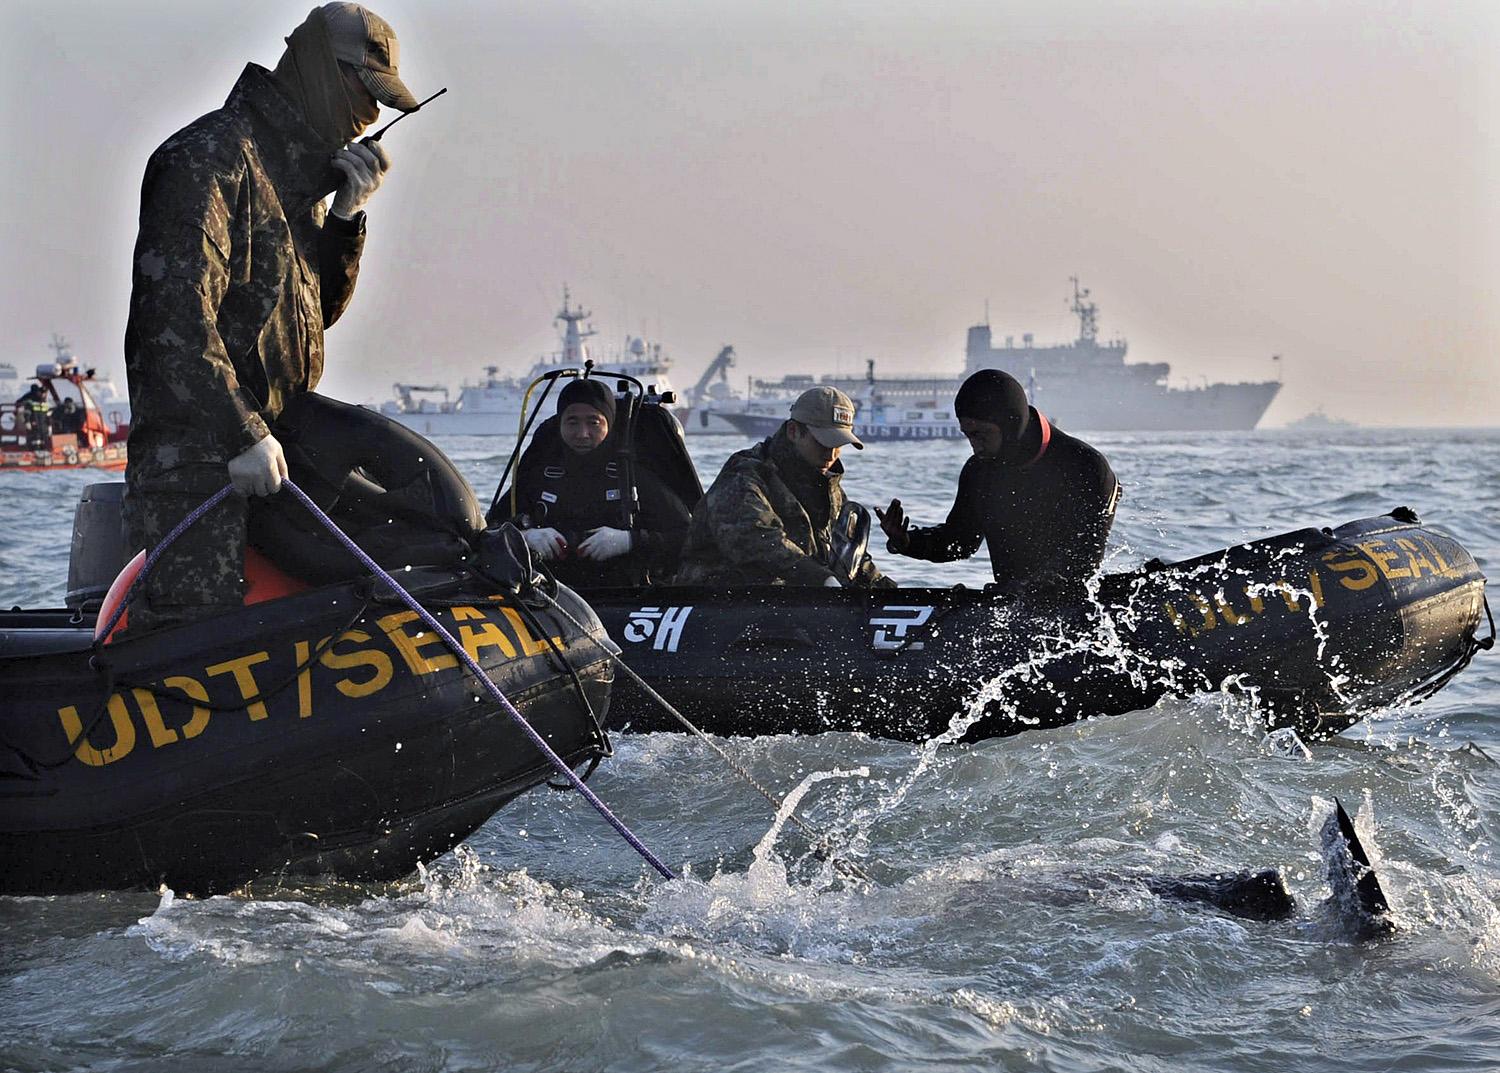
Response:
[1322,797,1394,936]
[1141,798,1394,936]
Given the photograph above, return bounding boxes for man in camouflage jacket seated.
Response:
[674,387,895,588]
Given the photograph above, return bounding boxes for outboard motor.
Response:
[65,482,131,613]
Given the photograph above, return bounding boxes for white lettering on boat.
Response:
[870,606,934,650]
[623,606,694,652]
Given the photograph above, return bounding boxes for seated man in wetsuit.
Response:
[878,369,1118,601]
[490,378,691,588]
[674,386,894,588]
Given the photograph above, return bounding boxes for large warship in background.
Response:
[703,280,1282,434]
[959,279,1282,430]
[380,281,1280,437]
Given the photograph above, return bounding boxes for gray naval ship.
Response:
[798,279,1281,432]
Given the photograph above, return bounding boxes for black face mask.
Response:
[272,8,359,156]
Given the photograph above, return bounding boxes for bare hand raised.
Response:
[875,498,910,551]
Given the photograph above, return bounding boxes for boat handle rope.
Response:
[535,589,876,883]
[94,480,677,881]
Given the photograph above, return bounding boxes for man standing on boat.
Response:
[877,369,1119,601]
[674,386,894,588]
[15,382,47,408]
[15,381,52,449]
[122,4,419,632]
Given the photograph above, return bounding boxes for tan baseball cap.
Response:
[789,386,862,449]
[321,3,421,112]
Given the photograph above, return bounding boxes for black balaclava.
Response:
[954,369,1031,446]
[557,378,618,426]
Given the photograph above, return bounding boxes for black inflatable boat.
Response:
[0,567,615,896]
[584,510,1489,741]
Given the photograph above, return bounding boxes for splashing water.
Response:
[3,429,1499,1072]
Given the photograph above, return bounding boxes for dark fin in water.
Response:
[1320,797,1395,938]
[1144,869,1297,922]
[1332,797,1390,916]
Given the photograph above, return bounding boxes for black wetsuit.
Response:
[899,411,1119,599]
[493,437,692,589]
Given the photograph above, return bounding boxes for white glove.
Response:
[227,434,288,497]
[578,526,633,561]
[822,574,843,588]
[522,527,567,561]
[330,138,392,219]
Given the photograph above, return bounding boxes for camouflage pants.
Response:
[122,462,247,633]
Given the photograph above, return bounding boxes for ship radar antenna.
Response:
[555,284,596,364]
[1068,276,1099,343]
[49,333,74,363]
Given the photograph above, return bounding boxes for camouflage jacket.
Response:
[673,426,890,587]
[124,63,364,468]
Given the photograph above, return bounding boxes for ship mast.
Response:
[49,333,75,366]
[555,285,597,365]
[1068,276,1099,344]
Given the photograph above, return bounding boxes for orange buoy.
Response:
[95,547,310,642]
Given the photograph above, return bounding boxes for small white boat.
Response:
[707,361,965,442]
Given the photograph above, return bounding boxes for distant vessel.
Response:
[704,280,1281,435]
[953,280,1281,430]
[677,345,741,432]
[1284,409,1357,431]
[709,361,965,442]
[1,336,128,471]
[5,338,132,429]
[379,290,679,436]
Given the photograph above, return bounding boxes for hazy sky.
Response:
[3,0,1496,426]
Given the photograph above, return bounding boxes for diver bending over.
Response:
[490,378,692,588]
[879,369,1118,601]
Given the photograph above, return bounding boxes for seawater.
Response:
[2,428,1497,1073]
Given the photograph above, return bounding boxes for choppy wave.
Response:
[2,428,1497,1072]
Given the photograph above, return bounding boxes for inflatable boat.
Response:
[0,563,615,896]
[485,363,1488,742]
[585,510,1490,742]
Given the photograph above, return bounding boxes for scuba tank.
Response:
[490,363,703,584]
